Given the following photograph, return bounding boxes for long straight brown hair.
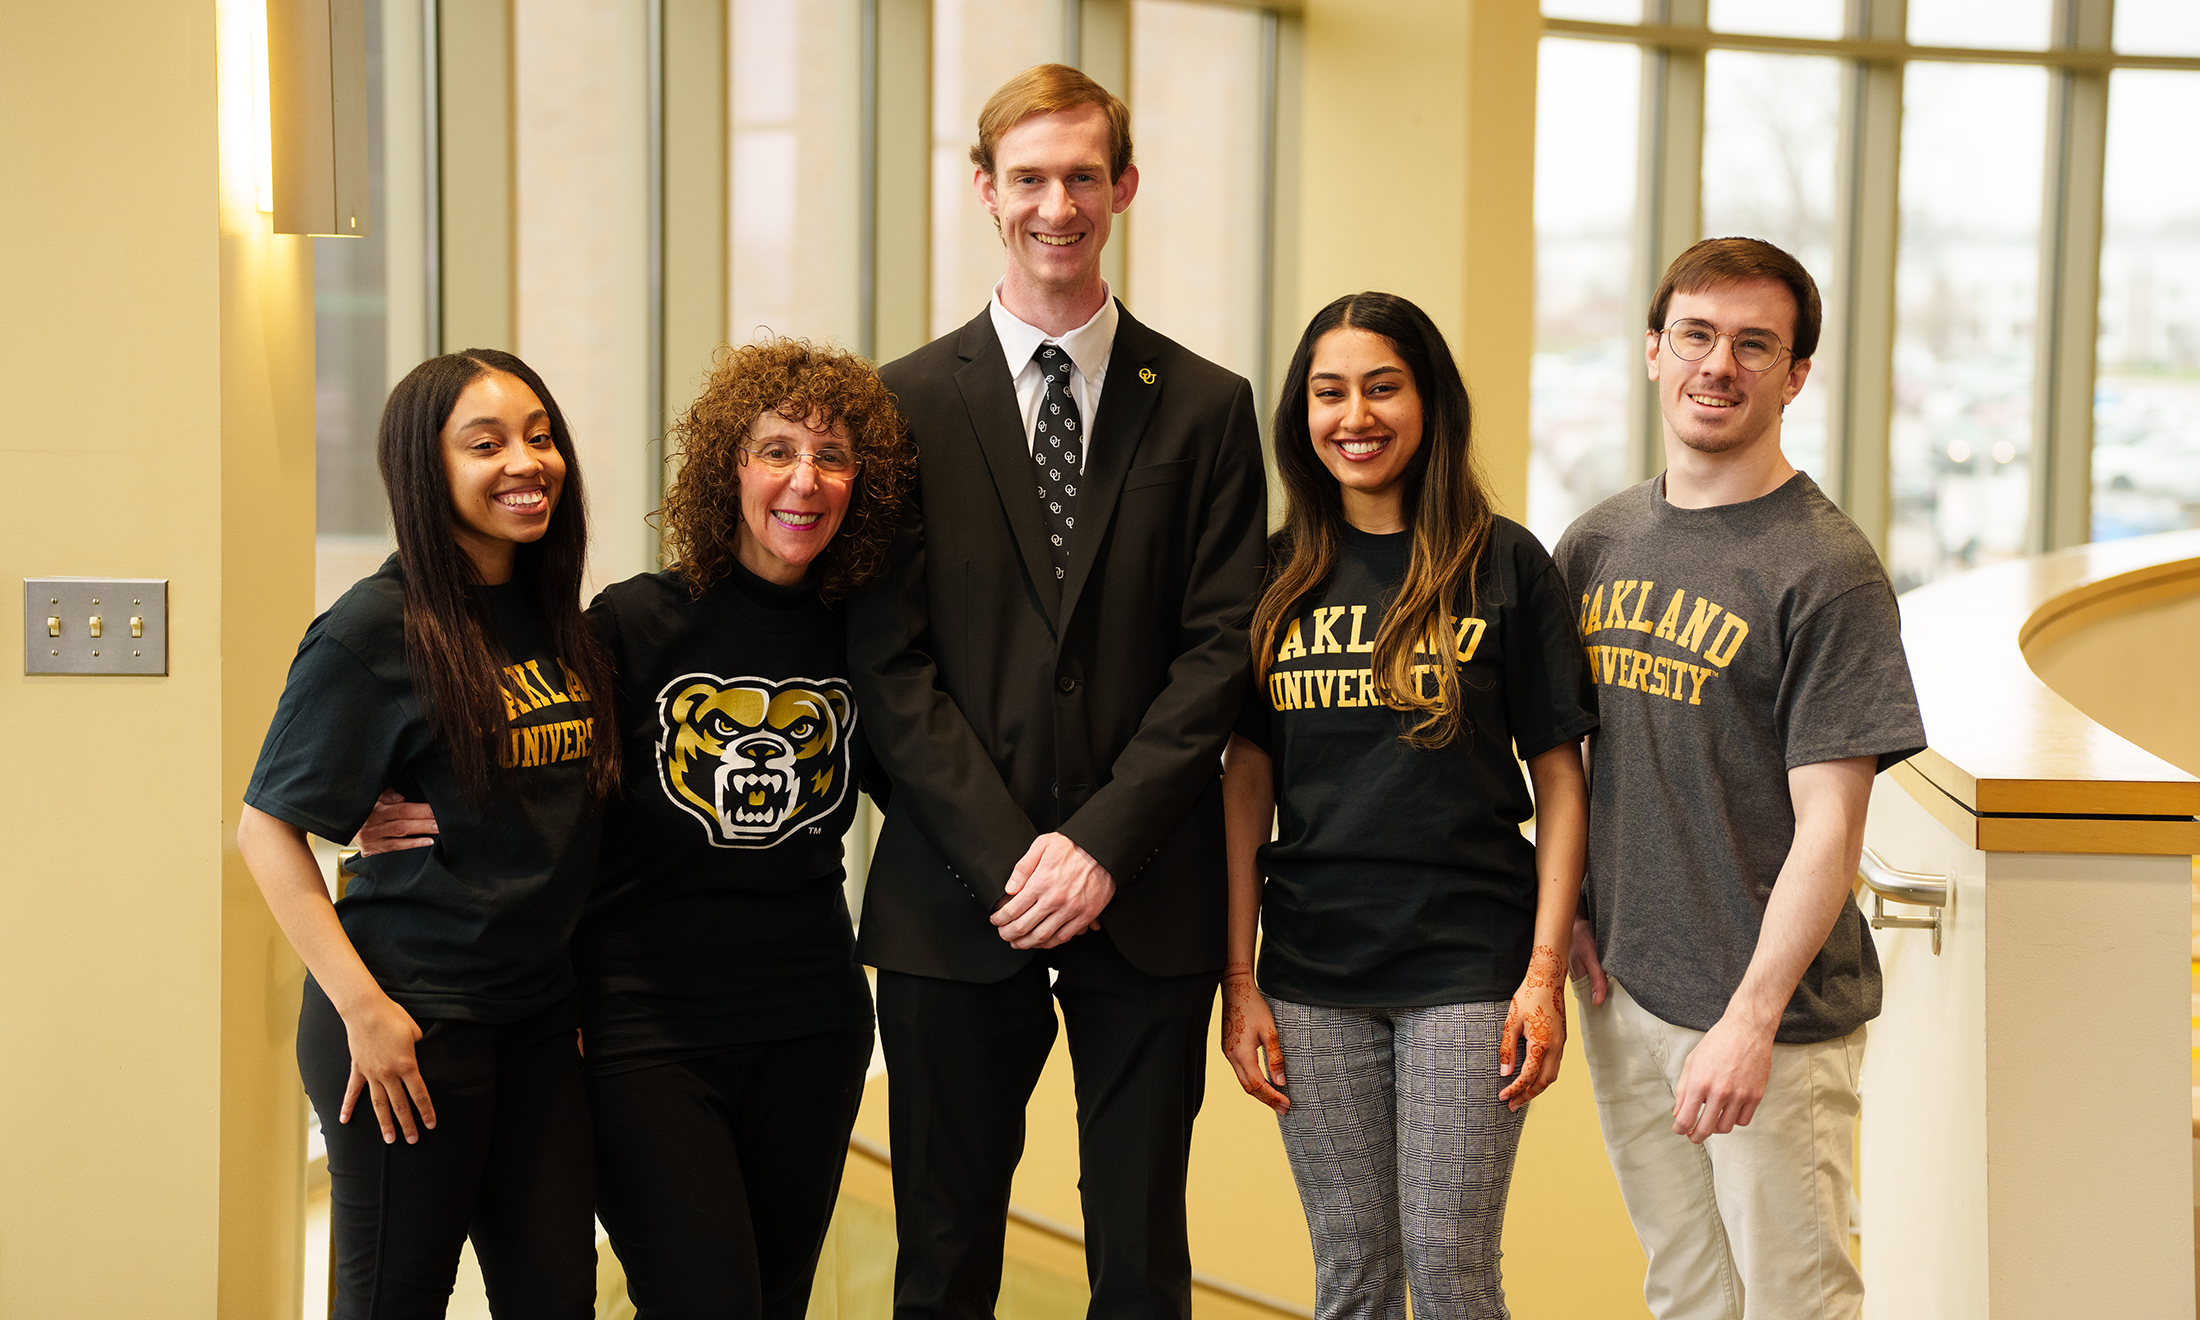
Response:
[1253,293,1495,749]
[377,350,620,800]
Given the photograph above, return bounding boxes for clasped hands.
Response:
[356,790,1113,951]
[991,831,1113,949]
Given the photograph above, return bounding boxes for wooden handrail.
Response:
[1891,529,2200,854]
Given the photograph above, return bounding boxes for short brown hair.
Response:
[657,337,914,603]
[969,63,1133,183]
[1648,237,1823,362]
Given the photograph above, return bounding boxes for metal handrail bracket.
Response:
[1859,845,1949,955]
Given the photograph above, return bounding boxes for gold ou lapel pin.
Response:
[1139,367,1156,385]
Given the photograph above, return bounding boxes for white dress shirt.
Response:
[988,284,1119,474]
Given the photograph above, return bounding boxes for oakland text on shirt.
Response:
[495,656,596,769]
[1576,579,1749,708]
[1264,604,1486,711]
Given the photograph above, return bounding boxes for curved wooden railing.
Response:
[1888,529,2200,853]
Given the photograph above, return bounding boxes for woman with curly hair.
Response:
[360,336,913,1317]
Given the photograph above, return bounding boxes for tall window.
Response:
[729,0,862,348]
[314,0,391,611]
[1699,51,1838,482]
[930,0,1056,337]
[1527,37,1638,548]
[1534,2,2200,586]
[2092,71,2200,540]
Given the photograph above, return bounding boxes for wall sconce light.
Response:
[266,0,370,237]
[253,0,274,212]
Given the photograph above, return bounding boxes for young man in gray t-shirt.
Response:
[1554,238,1924,1320]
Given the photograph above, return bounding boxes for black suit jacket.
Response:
[848,303,1268,983]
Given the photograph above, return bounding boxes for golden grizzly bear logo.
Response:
[655,673,855,849]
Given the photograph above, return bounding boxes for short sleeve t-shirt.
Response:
[1552,473,1926,1044]
[244,557,603,1025]
[1233,517,1598,1008]
[574,563,875,1074]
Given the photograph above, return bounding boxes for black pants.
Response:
[876,932,1219,1320]
[588,1029,874,1320]
[298,979,597,1320]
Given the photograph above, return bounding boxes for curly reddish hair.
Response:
[658,337,913,602]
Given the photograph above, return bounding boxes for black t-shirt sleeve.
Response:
[1231,655,1274,754]
[1501,552,1600,761]
[243,635,411,843]
[1777,578,1927,772]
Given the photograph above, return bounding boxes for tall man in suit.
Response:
[847,63,1268,1320]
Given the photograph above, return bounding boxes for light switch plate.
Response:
[24,578,168,675]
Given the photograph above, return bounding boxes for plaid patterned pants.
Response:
[1269,997,1526,1320]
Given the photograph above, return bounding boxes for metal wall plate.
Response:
[25,578,168,675]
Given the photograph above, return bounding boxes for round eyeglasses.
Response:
[1659,319,1792,373]
[737,441,862,478]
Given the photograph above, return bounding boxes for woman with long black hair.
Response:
[238,349,617,1318]
[1219,293,1596,1318]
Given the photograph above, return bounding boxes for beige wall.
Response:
[0,2,311,1316]
[1292,0,1540,523]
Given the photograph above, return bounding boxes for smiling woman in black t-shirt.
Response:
[238,350,621,1318]
[358,338,914,1319]
[1221,294,1596,1317]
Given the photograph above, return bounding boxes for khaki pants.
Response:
[1578,978,1865,1320]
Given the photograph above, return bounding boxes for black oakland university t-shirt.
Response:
[244,556,602,1025]
[574,562,876,1075]
[1233,519,1598,1008]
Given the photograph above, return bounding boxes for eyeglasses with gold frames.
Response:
[1658,318,1793,373]
[736,441,862,478]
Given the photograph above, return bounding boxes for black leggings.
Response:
[298,979,597,1320]
[588,1029,874,1320]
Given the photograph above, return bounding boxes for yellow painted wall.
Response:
[0,3,313,1315]
[1290,0,1540,525]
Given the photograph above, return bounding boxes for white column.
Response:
[1862,776,2195,1317]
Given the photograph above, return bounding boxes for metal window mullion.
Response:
[423,0,441,356]
[869,0,930,363]
[2029,0,2113,552]
[1625,0,1707,486]
[645,0,666,568]
[1255,9,1279,438]
[860,0,879,361]
[1825,0,1905,550]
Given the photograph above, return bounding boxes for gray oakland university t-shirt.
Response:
[1553,473,1925,1044]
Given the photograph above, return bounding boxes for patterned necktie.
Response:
[1031,344,1083,583]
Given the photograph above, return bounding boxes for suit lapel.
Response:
[1060,303,1162,621]
[952,310,1064,629]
